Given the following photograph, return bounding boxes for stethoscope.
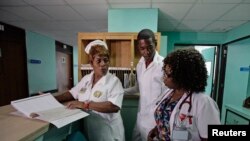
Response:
[179,92,192,113]
[174,92,193,127]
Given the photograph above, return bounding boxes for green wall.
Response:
[160,21,250,67]
[108,8,158,32]
[26,31,56,95]
[162,32,225,53]
[225,22,250,43]
[159,35,168,57]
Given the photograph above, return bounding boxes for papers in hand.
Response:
[11,93,89,128]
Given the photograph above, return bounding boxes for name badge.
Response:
[93,91,102,98]
[79,87,86,94]
[172,127,190,141]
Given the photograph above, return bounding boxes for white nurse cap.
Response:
[85,40,108,54]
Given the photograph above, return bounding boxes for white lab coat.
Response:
[70,72,125,141]
[125,52,168,141]
[158,90,221,141]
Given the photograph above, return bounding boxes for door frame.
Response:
[0,22,29,106]
[217,35,250,112]
[55,41,73,92]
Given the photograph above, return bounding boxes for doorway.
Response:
[0,22,29,106]
[56,41,73,92]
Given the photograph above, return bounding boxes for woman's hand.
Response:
[67,101,84,109]
[148,126,158,141]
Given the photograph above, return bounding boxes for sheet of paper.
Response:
[10,93,89,128]
[11,93,63,117]
[36,107,84,121]
[50,111,89,128]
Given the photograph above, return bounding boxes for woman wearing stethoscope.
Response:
[148,48,220,141]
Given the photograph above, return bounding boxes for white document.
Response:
[11,93,89,128]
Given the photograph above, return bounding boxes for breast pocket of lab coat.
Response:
[91,89,107,102]
[179,109,196,130]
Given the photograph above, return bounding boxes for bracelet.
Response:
[83,101,90,110]
[85,102,90,110]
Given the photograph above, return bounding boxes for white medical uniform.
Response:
[125,52,168,141]
[159,90,221,141]
[69,72,125,141]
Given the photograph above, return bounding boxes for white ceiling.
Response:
[1,0,250,46]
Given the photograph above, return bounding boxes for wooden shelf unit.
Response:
[78,32,161,81]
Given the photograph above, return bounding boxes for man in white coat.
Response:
[124,29,168,141]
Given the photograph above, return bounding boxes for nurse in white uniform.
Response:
[124,29,168,141]
[148,48,220,141]
[55,40,125,141]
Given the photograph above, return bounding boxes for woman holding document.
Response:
[55,40,125,141]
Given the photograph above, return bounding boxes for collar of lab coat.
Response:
[87,71,109,86]
[139,51,162,69]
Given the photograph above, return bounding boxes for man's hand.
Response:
[148,126,158,141]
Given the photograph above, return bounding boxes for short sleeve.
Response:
[69,76,88,99]
[107,78,124,108]
[196,96,221,138]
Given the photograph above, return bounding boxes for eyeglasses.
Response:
[163,72,172,79]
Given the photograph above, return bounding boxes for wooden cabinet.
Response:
[225,109,250,125]
[77,32,161,81]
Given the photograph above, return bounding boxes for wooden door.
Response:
[0,22,28,106]
[56,42,73,92]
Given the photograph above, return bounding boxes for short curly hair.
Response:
[163,48,208,93]
[89,45,109,63]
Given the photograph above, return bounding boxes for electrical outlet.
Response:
[0,24,4,31]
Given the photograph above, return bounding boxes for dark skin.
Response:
[148,65,208,141]
[55,54,120,113]
[30,54,120,118]
[137,38,156,68]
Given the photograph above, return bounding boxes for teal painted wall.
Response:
[163,22,250,51]
[162,32,225,53]
[225,22,250,43]
[221,38,250,123]
[159,35,168,57]
[26,31,57,95]
[108,8,158,32]
[73,46,78,86]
